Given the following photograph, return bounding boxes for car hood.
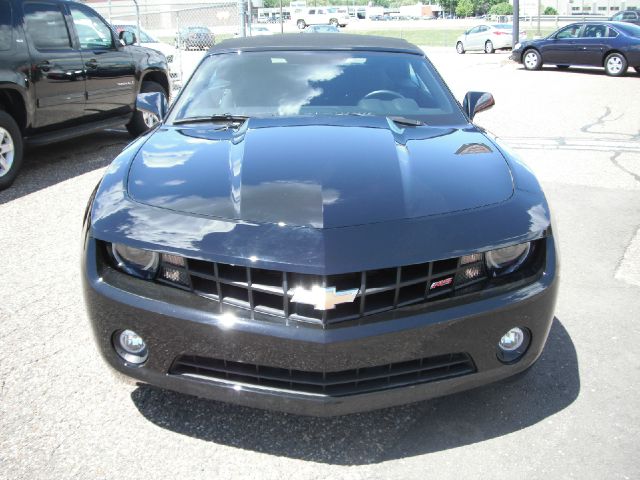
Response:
[127,117,514,229]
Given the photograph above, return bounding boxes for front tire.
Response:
[523,49,542,70]
[126,80,167,138]
[456,41,465,54]
[329,18,339,27]
[0,110,24,191]
[604,53,627,77]
[484,40,494,54]
[297,19,306,29]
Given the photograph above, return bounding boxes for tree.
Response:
[544,6,558,15]
[489,2,513,15]
[439,0,458,17]
[456,0,474,17]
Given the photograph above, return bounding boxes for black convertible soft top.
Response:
[209,33,424,55]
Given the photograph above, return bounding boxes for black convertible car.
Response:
[82,35,559,416]
[511,21,640,76]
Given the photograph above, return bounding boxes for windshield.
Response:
[168,51,466,125]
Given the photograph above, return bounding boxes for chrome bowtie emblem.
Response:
[290,286,359,310]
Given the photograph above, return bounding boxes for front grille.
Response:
[156,253,491,327]
[170,353,476,397]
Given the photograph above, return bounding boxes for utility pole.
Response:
[513,0,519,46]
[239,0,246,37]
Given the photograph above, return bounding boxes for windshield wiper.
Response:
[387,116,425,126]
[173,114,250,125]
[338,112,425,126]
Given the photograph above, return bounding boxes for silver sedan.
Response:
[456,24,526,54]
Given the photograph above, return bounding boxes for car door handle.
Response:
[37,60,50,72]
[85,59,98,69]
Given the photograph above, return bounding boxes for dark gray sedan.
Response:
[511,21,640,76]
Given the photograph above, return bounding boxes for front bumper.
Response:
[83,236,558,416]
[510,49,523,62]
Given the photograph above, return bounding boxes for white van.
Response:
[294,7,350,29]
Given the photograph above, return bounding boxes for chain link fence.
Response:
[87,1,243,89]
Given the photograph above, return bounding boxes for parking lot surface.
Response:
[1,50,639,480]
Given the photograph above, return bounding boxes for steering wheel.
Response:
[363,89,405,100]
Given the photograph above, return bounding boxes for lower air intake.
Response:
[170,353,476,397]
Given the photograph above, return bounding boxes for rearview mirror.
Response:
[462,91,495,120]
[119,30,136,46]
[136,92,168,125]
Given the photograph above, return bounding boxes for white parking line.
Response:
[616,227,640,288]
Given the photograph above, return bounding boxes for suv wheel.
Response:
[0,110,23,191]
[604,53,627,77]
[127,81,167,138]
[523,49,542,70]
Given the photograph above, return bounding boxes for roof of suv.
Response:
[210,33,424,55]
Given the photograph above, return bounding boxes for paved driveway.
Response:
[1,51,639,479]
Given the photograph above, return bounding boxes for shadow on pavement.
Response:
[131,318,579,465]
[0,130,130,205]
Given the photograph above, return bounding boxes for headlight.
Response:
[485,242,531,276]
[111,243,160,279]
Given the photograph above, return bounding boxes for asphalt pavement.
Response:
[1,50,639,480]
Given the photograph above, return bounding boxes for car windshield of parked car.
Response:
[169,51,466,125]
[615,22,640,37]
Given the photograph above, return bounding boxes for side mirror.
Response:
[462,91,494,120]
[119,30,136,46]
[136,92,168,125]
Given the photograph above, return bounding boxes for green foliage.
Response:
[262,0,286,8]
[489,2,513,15]
[439,0,458,16]
[389,0,419,7]
[456,0,474,17]
[544,6,558,15]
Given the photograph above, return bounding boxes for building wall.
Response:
[514,0,640,16]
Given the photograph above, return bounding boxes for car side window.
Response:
[623,12,637,20]
[468,26,479,34]
[582,24,606,37]
[0,0,11,50]
[23,2,72,50]
[607,27,619,37]
[69,5,113,49]
[479,25,489,32]
[556,25,581,39]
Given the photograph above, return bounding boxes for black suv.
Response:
[0,0,170,189]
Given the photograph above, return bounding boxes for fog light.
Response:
[113,329,148,365]
[500,327,524,351]
[497,327,530,363]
